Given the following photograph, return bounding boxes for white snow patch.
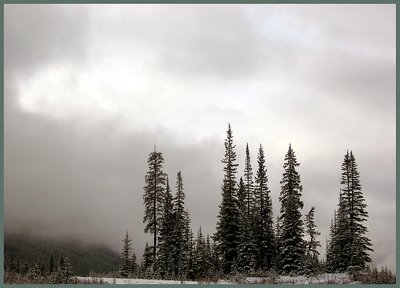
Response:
[78,273,352,285]
[77,277,233,285]
[245,273,352,284]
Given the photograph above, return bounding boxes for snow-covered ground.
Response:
[76,277,233,284]
[78,273,353,284]
[246,273,353,284]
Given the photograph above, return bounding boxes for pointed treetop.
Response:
[227,123,232,134]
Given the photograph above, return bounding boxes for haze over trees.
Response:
[7,123,390,283]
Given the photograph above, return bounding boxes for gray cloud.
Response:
[4,4,396,271]
[5,4,89,79]
[5,92,223,258]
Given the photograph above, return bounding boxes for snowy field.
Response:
[246,273,352,284]
[76,277,232,284]
[77,273,353,284]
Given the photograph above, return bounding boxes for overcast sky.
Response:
[4,4,396,271]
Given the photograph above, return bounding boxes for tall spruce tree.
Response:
[304,207,321,275]
[278,144,305,275]
[157,177,175,279]
[253,144,275,271]
[143,148,167,265]
[237,144,256,273]
[119,231,133,278]
[214,124,240,274]
[172,171,187,279]
[337,151,373,272]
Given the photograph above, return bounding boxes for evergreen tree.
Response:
[205,234,213,280]
[253,144,275,271]
[172,171,187,279]
[55,253,73,283]
[119,231,133,278]
[59,253,64,272]
[183,209,193,280]
[186,228,195,280]
[334,191,352,272]
[278,144,305,275]
[325,210,337,272]
[304,207,321,275]
[337,151,373,272]
[237,177,255,273]
[63,256,73,283]
[130,252,137,276]
[274,216,282,272]
[56,253,65,282]
[49,254,55,274]
[237,177,246,219]
[237,143,257,273]
[142,242,155,278]
[29,261,43,280]
[210,237,221,279]
[244,143,255,217]
[143,148,167,265]
[157,176,175,279]
[194,227,207,279]
[214,124,240,274]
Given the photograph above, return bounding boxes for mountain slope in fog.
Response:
[5,233,120,276]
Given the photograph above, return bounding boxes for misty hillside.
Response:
[4,233,120,276]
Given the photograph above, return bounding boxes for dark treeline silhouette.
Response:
[5,253,75,284]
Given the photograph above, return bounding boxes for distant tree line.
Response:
[5,253,75,284]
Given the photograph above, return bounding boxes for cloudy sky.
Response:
[4,4,396,271]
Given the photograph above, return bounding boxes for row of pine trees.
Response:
[127,124,373,280]
[5,253,74,284]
